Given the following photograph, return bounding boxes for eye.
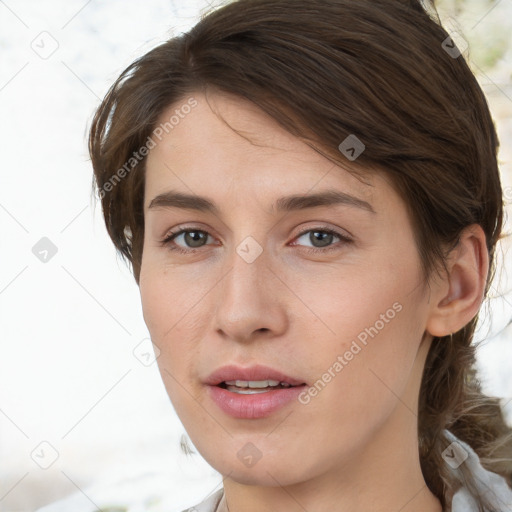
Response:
[160,228,214,254]
[291,227,352,253]
[159,226,352,254]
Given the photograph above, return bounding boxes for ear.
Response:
[426,224,489,338]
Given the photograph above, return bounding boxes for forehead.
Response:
[144,91,387,211]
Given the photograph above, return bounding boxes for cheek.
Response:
[294,260,427,402]
[139,266,188,372]
[288,259,419,348]
[140,260,199,337]
[139,270,198,414]
[138,262,213,383]
[139,268,170,338]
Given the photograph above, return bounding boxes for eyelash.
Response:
[159,226,352,255]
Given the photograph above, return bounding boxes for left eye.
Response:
[160,227,351,253]
[293,228,349,250]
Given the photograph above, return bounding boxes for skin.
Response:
[139,90,488,512]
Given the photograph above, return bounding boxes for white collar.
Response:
[444,429,512,511]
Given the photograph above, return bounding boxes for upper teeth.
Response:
[224,379,290,388]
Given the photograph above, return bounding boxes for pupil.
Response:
[311,231,332,247]
[185,231,205,248]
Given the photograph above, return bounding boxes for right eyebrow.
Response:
[148,191,220,214]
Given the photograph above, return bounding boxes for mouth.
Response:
[218,379,304,394]
[205,364,307,388]
[204,365,308,419]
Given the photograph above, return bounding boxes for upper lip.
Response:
[205,364,307,386]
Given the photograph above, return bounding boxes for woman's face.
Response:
[139,90,436,486]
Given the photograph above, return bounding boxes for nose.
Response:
[213,244,288,343]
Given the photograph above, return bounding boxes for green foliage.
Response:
[436,0,510,72]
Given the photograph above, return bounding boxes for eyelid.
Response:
[160,223,353,253]
[289,226,353,252]
[161,222,352,241]
[291,224,353,242]
[160,222,216,241]
[160,225,215,248]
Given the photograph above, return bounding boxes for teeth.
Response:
[224,379,282,388]
[227,387,273,394]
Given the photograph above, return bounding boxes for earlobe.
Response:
[426,224,489,338]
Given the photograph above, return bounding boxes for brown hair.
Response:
[88,0,512,509]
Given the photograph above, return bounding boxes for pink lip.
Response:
[204,364,307,419]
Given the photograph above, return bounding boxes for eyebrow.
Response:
[147,189,376,215]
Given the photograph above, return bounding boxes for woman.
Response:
[88,0,512,510]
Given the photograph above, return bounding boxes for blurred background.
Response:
[0,0,511,511]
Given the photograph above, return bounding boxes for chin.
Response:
[205,449,311,487]
[222,466,304,487]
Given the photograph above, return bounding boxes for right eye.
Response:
[160,228,215,253]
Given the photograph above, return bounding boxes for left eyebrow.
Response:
[273,189,376,215]
[147,189,376,215]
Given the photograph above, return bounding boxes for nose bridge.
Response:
[222,238,270,313]
[214,238,285,340]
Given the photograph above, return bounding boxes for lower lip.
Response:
[207,385,306,419]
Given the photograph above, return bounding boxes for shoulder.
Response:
[180,488,224,512]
